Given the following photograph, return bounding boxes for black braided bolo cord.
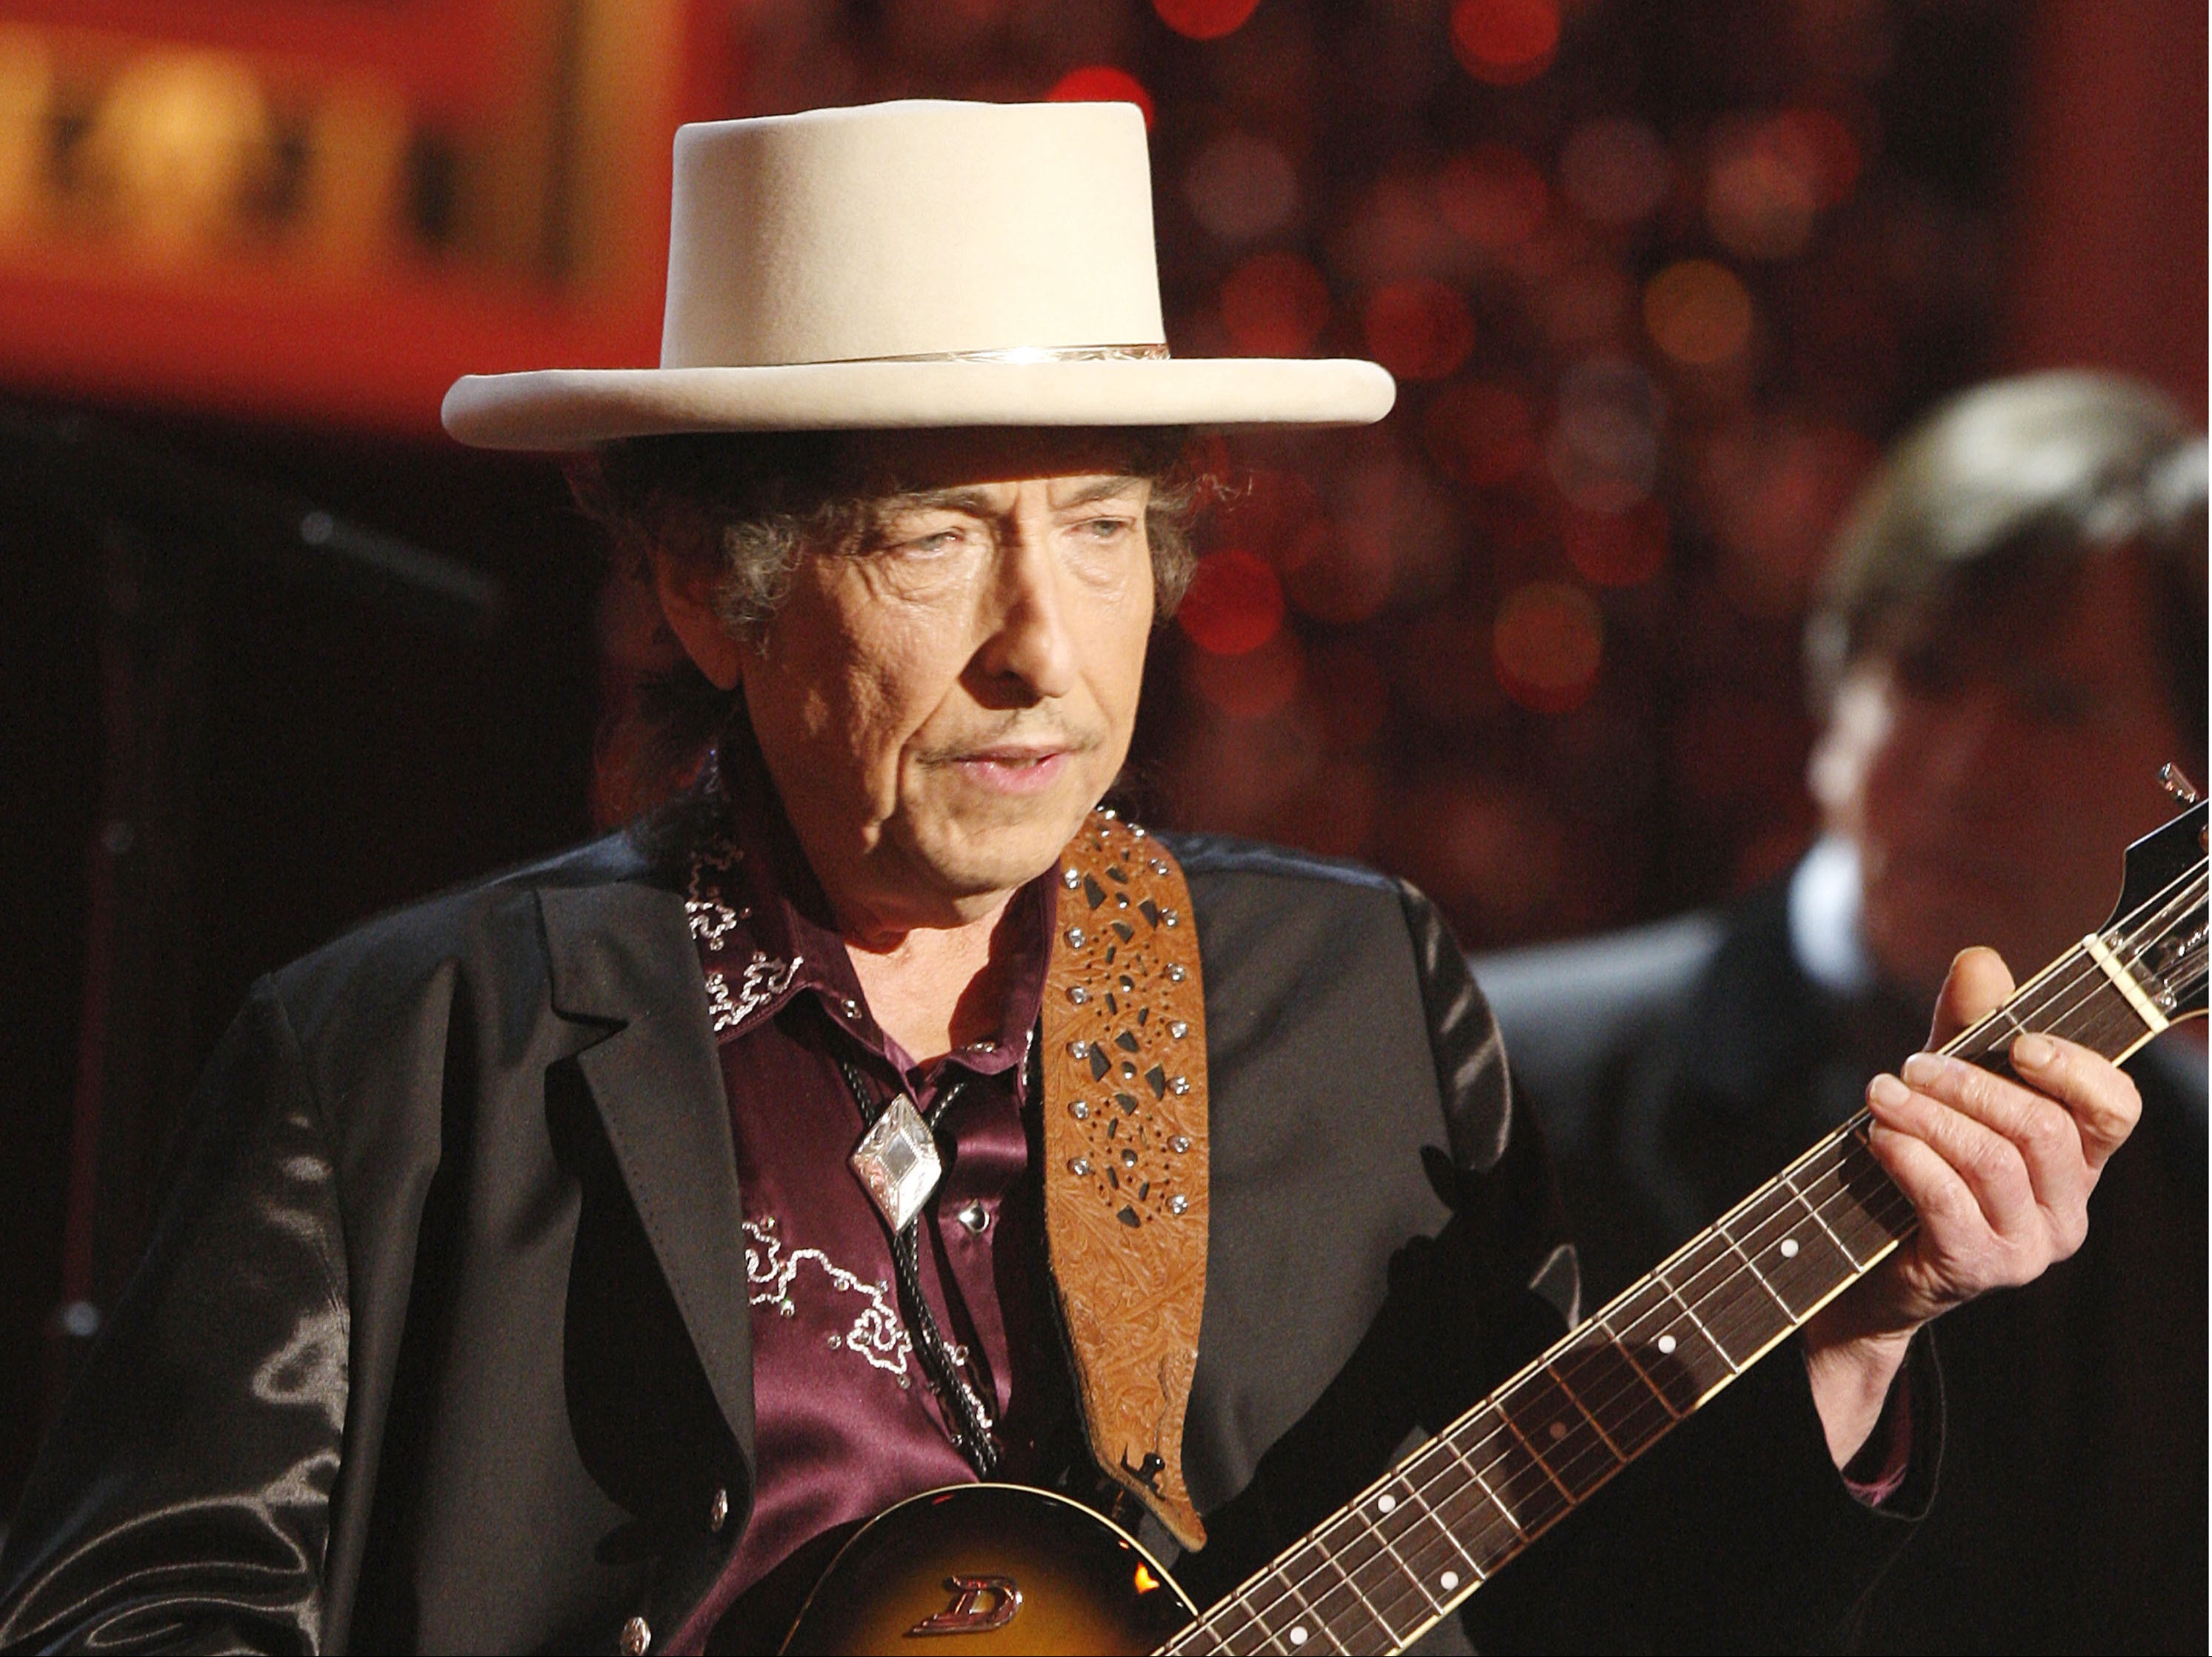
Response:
[833,1056,1002,1477]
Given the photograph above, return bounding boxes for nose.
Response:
[968,513,1079,706]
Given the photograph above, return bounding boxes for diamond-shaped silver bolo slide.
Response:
[850,1095,943,1233]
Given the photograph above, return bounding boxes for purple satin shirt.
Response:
[665,752,1060,1652]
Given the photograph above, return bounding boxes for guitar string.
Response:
[1220,871,2208,1656]
[1182,859,2208,1653]
[1187,998,2159,1654]
[1203,868,2212,1656]
[1181,1116,1921,1648]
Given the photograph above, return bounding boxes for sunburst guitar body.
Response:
[781,1484,1192,1656]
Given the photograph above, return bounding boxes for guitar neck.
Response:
[1167,894,2206,1656]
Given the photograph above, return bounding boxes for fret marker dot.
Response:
[1290,1628,1308,1646]
[1440,1570,1460,1592]
[1780,1238,1800,1258]
[1548,1420,1568,1440]
[1376,1493,1397,1514]
[1656,1334,1677,1355]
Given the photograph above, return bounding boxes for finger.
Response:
[2008,1033,2144,1173]
[1928,946,2017,1050]
[1860,1115,1986,1284]
[1868,1071,2039,1237]
[1897,1051,2093,1215]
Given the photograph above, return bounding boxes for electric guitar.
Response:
[780,788,2211,1656]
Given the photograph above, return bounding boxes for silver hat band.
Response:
[858,343,1173,364]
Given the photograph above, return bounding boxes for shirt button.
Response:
[708,1487,729,1533]
[956,1202,990,1234]
[841,998,860,1019]
[969,1038,996,1053]
[620,1616,651,1655]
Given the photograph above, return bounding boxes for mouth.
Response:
[943,745,1076,796]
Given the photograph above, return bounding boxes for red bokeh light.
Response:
[1436,144,1548,250]
[1219,251,1330,356]
[1177,547,1286,656]
[1210,467,1330,573]
[1644,259,1755,366]
[1449,0,1561,87]
[1304,639,1392,750]
[1562,499,1669,587]
[1422,380,1539,487]
[1362,279,1475,381]
[1046,66,1155,129]
[1153,0,1263,41]
[1768,107,1863,209]
[1187,627,1302,719]
[1493,580,1603,713]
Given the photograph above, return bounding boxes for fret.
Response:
[1493,1364,1622,1500]
[1418,1444,1516,1580]
[1306,1513,1422,1650]
[1549,1318,1678,1453]
[1259,1538,1394,1655]
[1657,1229,1793,1370]
[1786,1135,1912,1265]
[1327,1507,1438,1641]
[1203,1590,1267,1656]
[1370,1471,1482,1604]
[1258,1556,1330,1656]
[1776,1161,1865,1266]
[1602,1274,1738,1413]
[1456,1401,1574,1534]
[1433,1428,1533,1561]
[1717,1182,1859,1321]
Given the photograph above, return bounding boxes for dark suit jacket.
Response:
[1,827,1925,1653]
[1479,876,2208,1653]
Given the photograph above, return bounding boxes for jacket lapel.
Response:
[538,878,756,1469]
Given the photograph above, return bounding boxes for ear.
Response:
[650,551,747,691]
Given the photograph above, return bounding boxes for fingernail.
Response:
[2013,1033,2055,1067]
[1869,1073,1910,1110]
[1900,1052,1943,1087]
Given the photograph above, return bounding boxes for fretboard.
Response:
[1165,881,2206,1656]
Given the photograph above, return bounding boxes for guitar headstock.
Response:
[2105,772,2210,1025]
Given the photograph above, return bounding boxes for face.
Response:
[1811,553,2193,993]
[667,429,1159,938]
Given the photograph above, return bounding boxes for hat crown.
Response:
[662,100,1167,370]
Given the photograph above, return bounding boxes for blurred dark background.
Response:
[0,0,2202,1519]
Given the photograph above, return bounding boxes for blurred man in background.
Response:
[1479,370,2208,1653]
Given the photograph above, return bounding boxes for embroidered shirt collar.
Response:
[687,730,1053,1076]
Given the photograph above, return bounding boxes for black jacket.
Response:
[1,828,1925,1653]
[1479,875,2207,1653]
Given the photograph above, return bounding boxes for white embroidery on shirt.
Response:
[704,950,803,1033]
[742,1217,913,1378]
[684,835,747,953]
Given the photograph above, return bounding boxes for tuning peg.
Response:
[2159,763,2200,805]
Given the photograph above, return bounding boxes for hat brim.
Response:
[442,357,1396,450]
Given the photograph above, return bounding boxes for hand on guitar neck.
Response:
[1799,943,2143,1467]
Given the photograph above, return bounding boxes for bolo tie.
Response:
[835,1055,1002,1478]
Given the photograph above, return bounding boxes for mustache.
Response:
[913,716,1107,764]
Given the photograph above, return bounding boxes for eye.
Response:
[890,525,970,557]
[1082,516,1133,541]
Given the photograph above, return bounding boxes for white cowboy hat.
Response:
[442,99,1395,450]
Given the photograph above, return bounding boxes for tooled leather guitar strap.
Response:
[1039,808,1210,1551]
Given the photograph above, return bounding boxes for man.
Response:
[0,105,2145,1654]
[1479,371,2206,1651]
